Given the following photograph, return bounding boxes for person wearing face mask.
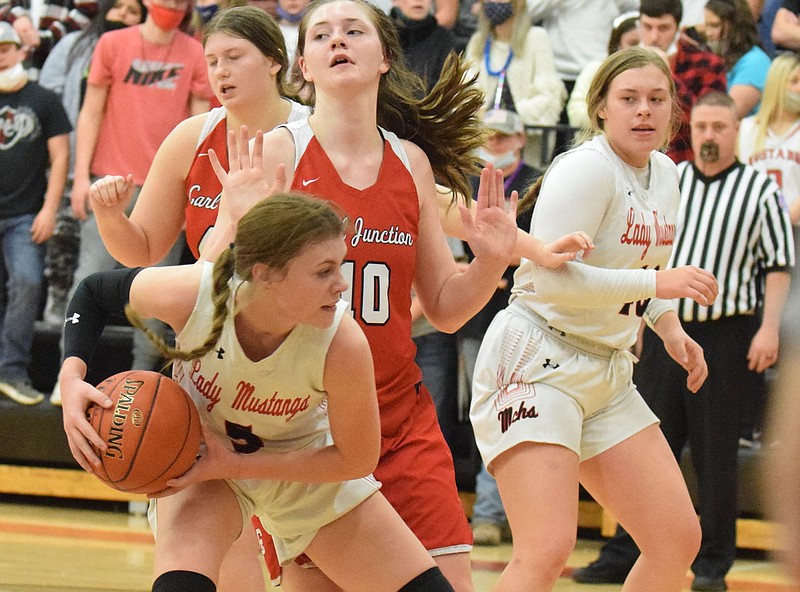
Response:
[0,22,70,405]
[739,52,800,228]
[38,0,146,326]
[390,0,456,94]
[461,107,540,546]
[701,0,771,118]
[276,0,309,67]
[463,0,565,130]
[65,0,211,386]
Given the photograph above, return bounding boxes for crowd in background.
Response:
[1,0,799,590]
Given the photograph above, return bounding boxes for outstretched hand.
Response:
[208,125,287,226]
[458,165,518,264]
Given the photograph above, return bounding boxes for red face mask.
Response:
[148,3,185,31]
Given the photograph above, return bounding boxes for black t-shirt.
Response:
[0,81,71,219]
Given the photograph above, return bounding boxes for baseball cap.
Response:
[483,108,524,136]
[0,22,21,47]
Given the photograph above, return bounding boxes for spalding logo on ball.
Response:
[88,369,201,495]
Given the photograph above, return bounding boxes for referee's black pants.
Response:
[588,315,762,580]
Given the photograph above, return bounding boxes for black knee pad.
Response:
[398,567,455,592]
[152,570,216,592]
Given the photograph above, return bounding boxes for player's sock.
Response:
[152,570,216,592]
[399,566,455,591]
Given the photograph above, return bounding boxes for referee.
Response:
[574,91,795,592]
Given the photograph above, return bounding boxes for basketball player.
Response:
[212,2,593,589]
[85,6,309,264]
[469,47,718,591]
[58,181,462,590]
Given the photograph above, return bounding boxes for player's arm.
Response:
[650,311,708,393]
[59,266,201,471]
[91,115,204,266]
[166,315,380,488]
[412,146,517,333]
[436,184,593,269]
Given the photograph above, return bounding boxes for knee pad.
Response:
[399,566,455,592]
[152,570,216,592]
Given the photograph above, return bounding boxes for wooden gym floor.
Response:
[0,496,794,592]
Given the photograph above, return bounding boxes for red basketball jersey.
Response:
[184,107,227,259]
[287,120,422,437]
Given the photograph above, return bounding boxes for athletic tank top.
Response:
[183,100,311,258]
[173,263,378,554]
[282,119,422,438]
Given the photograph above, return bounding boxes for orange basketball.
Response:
[88,370,202,495]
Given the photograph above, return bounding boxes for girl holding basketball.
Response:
[58,129,489,590]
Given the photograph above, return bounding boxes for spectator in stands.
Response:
[464,0,565,128]
[702,0,771,118]
[38,0,145,325]
[390,0,457,93]
[639,0,727,163]
[276,0,309,67]
[0,0,98,79]
[0,22,70,405]
[567,11,639,130]
[463,107,538,546]
[573,91,794,592]
[524,0,638,114]
[759,0,782,56]
[739,51,800,225]
[771,0,800,50]
[53,0,212,402]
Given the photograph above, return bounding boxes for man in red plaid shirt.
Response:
[639,0,727,164]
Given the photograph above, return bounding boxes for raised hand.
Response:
[458,165,518,265]
[208,125,287,227]
[89,174,136,216]
[656,266,718,305]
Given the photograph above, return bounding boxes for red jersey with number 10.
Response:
[285,119,422,437]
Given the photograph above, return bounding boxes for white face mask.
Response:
[785,90,800,116]
[0,62,27,91]
[475,146,518,170]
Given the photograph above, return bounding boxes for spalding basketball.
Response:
[88,370,201,495]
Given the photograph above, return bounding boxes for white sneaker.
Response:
[0,380,45,405]
[50,381,62,406]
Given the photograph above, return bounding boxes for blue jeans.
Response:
[462,335,506,524]
[413,330,459,447]
[0,214,46,382]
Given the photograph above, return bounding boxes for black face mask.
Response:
[104,19,130,32]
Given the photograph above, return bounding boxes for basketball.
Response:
[87,370,202,495]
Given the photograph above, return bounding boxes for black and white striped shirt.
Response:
[672,161,795,322]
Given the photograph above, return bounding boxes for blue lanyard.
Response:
[484,38,513,76]
[484,39,513,109]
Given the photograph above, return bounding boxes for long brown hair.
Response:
[293,0,484,203]
[126,193,348,362]
[519,47,680,212]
